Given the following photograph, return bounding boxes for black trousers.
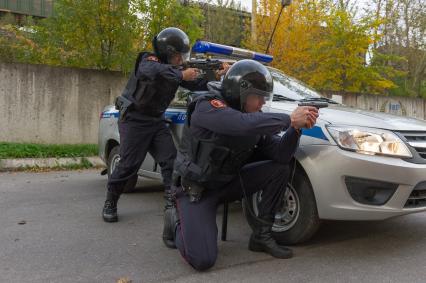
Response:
[107,113,176,195]
[174,160,290,271]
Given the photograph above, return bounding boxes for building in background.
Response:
[0,0,54,23]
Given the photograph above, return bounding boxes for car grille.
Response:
[401,132,426,159]
[405,182,426,208]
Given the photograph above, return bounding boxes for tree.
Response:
[0,25,16,63]
[309,7,397,93]
[32,0,141,71]
[135,0,204,50]
[0,0,205,73]
[246,0,398,94]
[367,0,426,97]
[202,0,248,46]
[0,13,37,63]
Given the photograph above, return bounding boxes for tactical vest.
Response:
[175,94,260,185]
[122,52,179,117]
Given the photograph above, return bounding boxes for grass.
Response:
[6,158,100,173]
[0,143,98,159]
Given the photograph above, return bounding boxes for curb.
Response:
[0,157,105,171]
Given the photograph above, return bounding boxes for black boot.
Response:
[162,191,178,249]
[102,191,119,223]
[248,221,293,259]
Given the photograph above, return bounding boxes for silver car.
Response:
[98,67,426,244]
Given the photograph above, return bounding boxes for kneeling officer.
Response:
[164,59,319,270]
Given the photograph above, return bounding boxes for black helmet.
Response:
[221,59,273,111]
[152,27,190,64]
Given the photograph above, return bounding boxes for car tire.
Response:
[242,170,320,245]
[107,145,138,194]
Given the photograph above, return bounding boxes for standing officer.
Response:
[101,27,228,228]
[165,59,319,271]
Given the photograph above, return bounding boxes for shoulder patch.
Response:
[210,99,227,109]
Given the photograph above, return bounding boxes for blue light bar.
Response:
[192,41,273,63]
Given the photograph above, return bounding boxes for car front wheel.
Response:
[243,170,320,245]
[107,145,138,193]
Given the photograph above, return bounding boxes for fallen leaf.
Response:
[117,278,132,283]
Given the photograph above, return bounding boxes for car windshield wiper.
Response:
[273,94,297,102]
[299,97,339,104]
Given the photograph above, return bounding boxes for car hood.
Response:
[270,102,426,132]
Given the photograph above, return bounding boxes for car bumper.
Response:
[298,145,426,220]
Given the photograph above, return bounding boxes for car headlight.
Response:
[326,126,412,158]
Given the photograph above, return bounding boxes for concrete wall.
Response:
[1,62,425,144]
[342,94,426,121]
[0,63,127,144]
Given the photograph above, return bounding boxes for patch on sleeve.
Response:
[210,99,227,109]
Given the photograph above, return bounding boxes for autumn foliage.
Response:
[246,0,399,95]
[1,0,424,97]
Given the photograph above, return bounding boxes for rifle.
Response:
[184,58,223,71]
[182,59,225,81]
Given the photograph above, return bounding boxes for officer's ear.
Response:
[169,53,183,66]
[241,101,249,113]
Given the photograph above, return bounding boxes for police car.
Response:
[99,41,426,245]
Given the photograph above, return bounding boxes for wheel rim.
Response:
[110,154,120,173]
[251,183,300,232]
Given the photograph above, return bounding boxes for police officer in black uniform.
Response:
[101,27,228,229]
[164,59,319,271]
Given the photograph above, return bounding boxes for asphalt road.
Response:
[1,170,426,283]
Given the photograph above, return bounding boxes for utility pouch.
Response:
[208,146,230,174]
[181,178,205,203]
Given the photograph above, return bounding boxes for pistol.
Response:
[298,101,329,109]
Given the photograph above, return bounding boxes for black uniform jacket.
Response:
[128,52,209,120]
[189,82,301,166]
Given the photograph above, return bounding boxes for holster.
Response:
[181,178,205,203]
[114,96,133,121]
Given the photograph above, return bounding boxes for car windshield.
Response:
[269,68,322,101]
